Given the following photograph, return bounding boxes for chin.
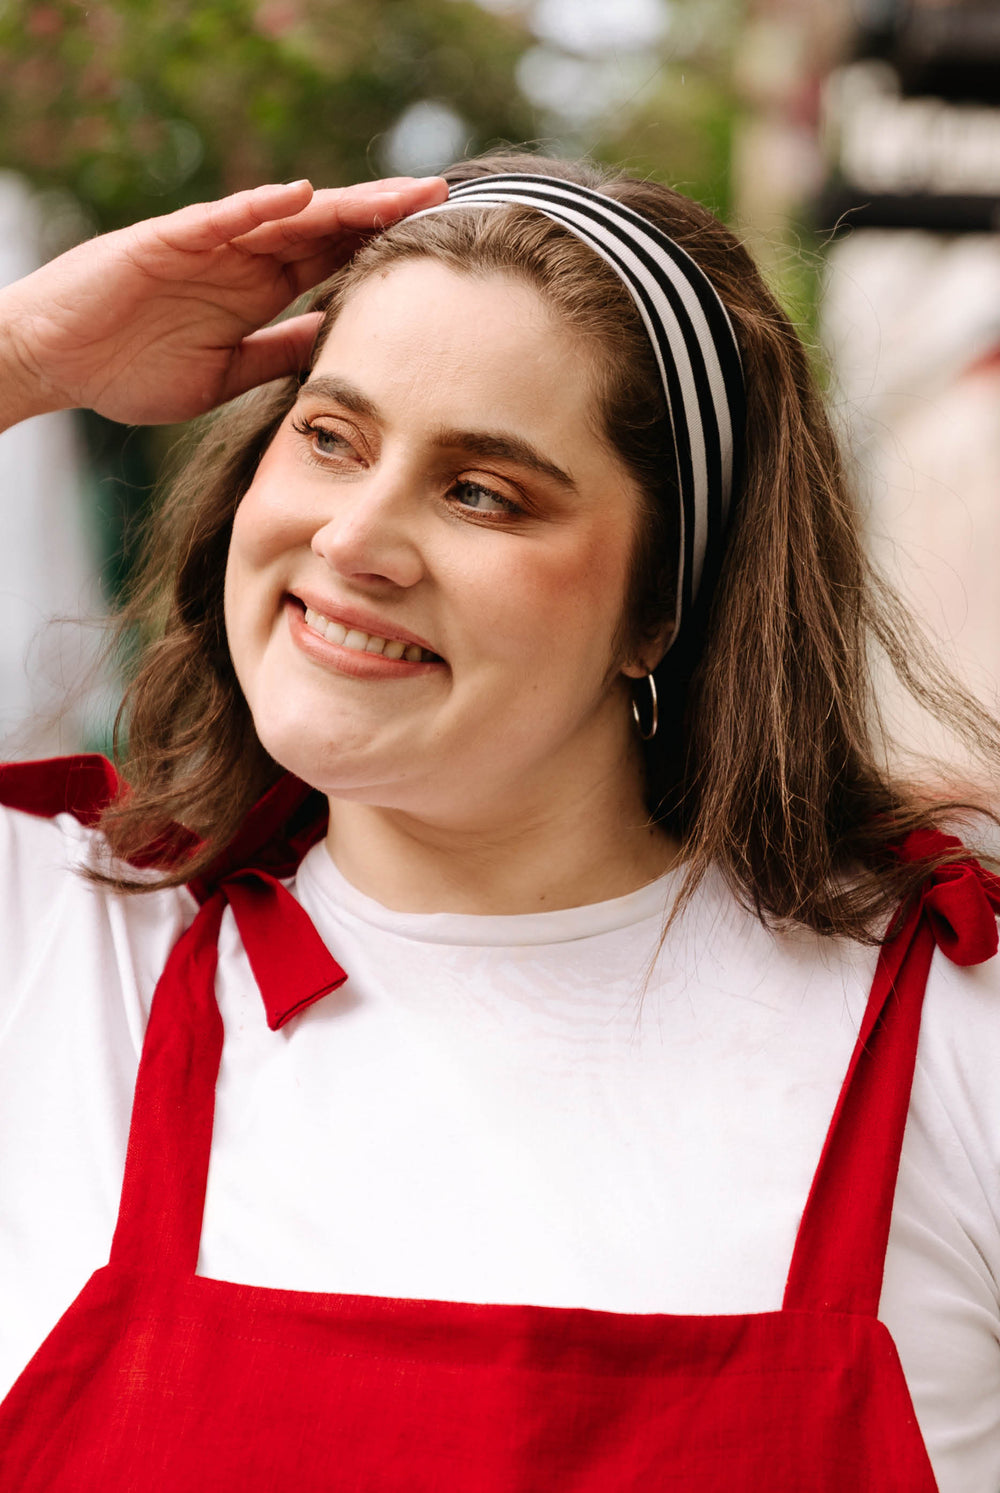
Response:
[247,703,324,785]
[248,708,373,801]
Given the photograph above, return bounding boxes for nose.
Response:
[310,464,426,590]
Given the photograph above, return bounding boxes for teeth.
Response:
[302,605,434,662]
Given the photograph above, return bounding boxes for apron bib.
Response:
[1,761,998,1490]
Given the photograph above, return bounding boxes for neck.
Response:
[324,758,680,916]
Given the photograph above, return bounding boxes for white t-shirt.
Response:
[2,799,1000,1492]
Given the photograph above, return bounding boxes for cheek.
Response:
[223,495,283,678]
[227,416,326,570]
[228,473,296,572]
[222,505,258,647]
[478,523,632,666]
[224,467,310,626]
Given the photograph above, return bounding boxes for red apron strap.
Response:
[782,902,931,1317]
[784,835,1000,1318]
[108,869,349,1271]
[110,894,226,1274]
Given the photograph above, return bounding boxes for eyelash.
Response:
[290,415,524,519]
[450,480,522,517]
[291,415,352,459]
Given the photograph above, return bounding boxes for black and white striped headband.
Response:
[412,173,746,656]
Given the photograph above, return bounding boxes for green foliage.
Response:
[0,0,537,233]
[0,0,745,236]
[590,63,737,221]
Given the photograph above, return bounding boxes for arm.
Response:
[0,175,448,431]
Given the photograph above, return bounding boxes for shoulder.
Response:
[673,848,1000,1076]
[916,933,1000,1156]
[672,862,879,1002]
[0,754,121,825]
[0,755,197,1033]
[0,755,121,917]
[0,753,151,898]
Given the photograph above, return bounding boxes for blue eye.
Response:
[312,427,351,455]
[291,416,353,459]
[453,480,518,515]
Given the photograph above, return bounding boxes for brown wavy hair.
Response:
[98,150,1000,937]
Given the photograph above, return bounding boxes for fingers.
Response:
[229,177,449,255]
[219,313,324,402]
[153,176,448,259]
[228,192,401,256]
[332,174,449,224]
[155,181,317,253]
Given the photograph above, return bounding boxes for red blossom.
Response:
[26,4,62,38]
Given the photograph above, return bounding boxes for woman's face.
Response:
[224,257,653,829]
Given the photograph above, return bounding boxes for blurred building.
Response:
[822,0,1000,789]
[738,0,1000,793]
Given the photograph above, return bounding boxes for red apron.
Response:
[1,758,999,1491]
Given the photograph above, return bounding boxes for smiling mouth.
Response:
[302,605,443,664]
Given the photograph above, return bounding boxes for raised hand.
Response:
[0,176,448,428]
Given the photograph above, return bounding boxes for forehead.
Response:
[313,259,602,440]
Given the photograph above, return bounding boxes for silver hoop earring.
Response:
[631,672,658,742]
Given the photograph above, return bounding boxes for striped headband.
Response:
[413,173,746,657]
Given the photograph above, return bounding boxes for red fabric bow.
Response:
[0,754,344,1030]
[896,826,1000,967]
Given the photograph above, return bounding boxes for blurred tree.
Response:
[589,66,736,221]
[0,0,536,237]
[516,0,739,220]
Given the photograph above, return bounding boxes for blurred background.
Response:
[1,0,998,793]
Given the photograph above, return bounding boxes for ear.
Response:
[620,622,674,680]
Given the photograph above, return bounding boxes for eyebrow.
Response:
[436,429,577,491]
[298,375,378,421]
[298,375,578,492]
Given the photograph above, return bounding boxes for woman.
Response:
[0,154,998,1490]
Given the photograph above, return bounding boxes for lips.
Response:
[303,605,440,663]
[288,593,445,666]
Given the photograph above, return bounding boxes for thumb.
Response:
[220,312,323,401]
